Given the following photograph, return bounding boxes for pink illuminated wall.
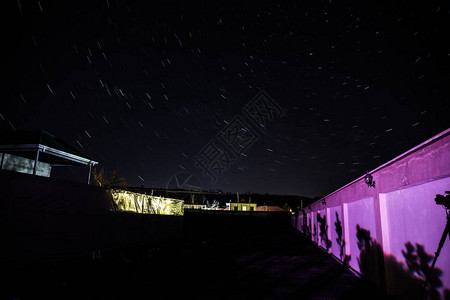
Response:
[293,129,450,297]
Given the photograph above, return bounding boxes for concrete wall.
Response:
[292,129,450,298]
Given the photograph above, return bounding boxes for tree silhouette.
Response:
[317,213,331,251]
[92,167,128,189]
[118,176,128,189]
[402,242,445,300]
[356,225,384,285]
[356,225,450,299]
[313,223,317,243]
[334,212,350,265]
[303,211,311,238]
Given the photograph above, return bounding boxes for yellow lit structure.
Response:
[229,202,257,211]
[111,189,184,216]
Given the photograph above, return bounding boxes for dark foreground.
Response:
[5,212,383,299]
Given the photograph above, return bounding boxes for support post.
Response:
[33,149,40,175]
[87,163,92,185]
[0,152,4,170]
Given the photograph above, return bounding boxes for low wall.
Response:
[292,129,450,298]
[0,170,183,264]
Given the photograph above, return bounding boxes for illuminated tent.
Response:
[0,130,97,183]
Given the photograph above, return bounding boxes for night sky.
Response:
[3,0,449,197]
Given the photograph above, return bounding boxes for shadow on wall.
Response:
[301,211,311,239]
[356,224,384,286]
[334,212,350,266]
[356,225,450,299]
[317,213,332,252]
[313,223,317,243]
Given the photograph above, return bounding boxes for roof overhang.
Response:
[0,144,98,166]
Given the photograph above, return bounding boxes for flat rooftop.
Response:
[5,213,384,299]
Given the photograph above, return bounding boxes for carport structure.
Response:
[0,130,97,184]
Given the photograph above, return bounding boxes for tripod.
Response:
[424,209,450,288]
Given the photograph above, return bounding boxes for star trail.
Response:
[3,0,449,197]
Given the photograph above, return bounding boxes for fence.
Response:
[292,129,450,298]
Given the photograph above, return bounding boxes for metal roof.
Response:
[0,130,97,166]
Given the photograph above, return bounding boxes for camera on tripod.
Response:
[425,191,450,288]
[435,191,450,209]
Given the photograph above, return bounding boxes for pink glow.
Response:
[293,128,450,297]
